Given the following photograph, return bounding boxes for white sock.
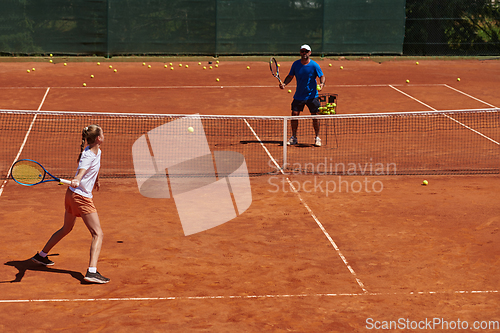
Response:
[39,251,48,258]
[88,267,97,273]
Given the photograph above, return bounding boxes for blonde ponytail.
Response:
[77,125,102,162]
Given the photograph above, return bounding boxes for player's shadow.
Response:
[240,140,283,146]
[1,257,88,284]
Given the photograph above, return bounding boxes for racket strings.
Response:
[270,59,279,76]
[12,161,45,185]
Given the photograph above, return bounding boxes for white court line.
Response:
[0,83,445,89]
[243,119,367,293]
[389,85,499,146]
[0,87,50,197]
[444,84,498,108]
[0,289,497,304]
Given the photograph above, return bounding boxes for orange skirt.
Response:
[64,188,97,217]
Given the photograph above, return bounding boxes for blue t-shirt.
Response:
[288,60,324,101]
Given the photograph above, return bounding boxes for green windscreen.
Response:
[0,0,406,56]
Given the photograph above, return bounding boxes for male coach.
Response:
[279,44,325,147]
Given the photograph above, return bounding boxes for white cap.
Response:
[300,44,311,52]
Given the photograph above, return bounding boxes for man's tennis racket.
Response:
[11,159,71,186]
[269,57,282,85]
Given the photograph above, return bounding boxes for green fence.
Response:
[0,0,406,56]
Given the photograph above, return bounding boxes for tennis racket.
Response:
[11,159,71,186]
[269,57,282,85]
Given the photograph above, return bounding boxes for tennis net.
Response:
[0,108,498,180]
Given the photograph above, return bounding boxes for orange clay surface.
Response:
[0,58,499,332]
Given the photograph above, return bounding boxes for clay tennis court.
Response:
[0,57,499,332]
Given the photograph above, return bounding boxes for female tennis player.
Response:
[31,125,109,284]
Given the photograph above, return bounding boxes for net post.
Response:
[283,117,287,172]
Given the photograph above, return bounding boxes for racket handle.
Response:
[59,179,71,185]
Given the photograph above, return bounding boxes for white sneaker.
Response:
[314,137,322,147]
[287,136,298,145]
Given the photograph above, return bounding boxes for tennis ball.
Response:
[203,66,207,70]
[187,126,194,133]
[198,62,202,65]
[247,66,250,69]
[49,60,53,63]
[216,78,220,82]
[83,83,86,87]
[142,63,146,66]
[97,62,100,65]
[179,64,182,67]
[169,63,173,66]
[209,66,213,69]
[416,61,419,65]
[329,63,332,67]
[457,78,461,81]
[114,69,117,72]
[406,79,410,83]
[317,85,321,91]
[109,65,112,69]
[32,68,35,71]
[26,69,30,73]
[288,89,292,93]
[170,67,174,70]
[49,53,53,57]
[164,64,168,68]
[64,63,67,66]
[422,180,428,185]
[185,65,189,68]
[340,66,343,69]
[216,60,220,64]
[215,64,219,68]
[148,65,151,68]
[90,74,94,78]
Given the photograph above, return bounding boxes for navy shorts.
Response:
[291,98,321,114]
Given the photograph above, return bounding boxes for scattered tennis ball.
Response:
[329,64,332,67]
[49,53,53,57]
[198,62,201,65]
[340,66,343,69]
[90,74,94,78]
[216,78,220,82]
[64,63,67,66]
[114,69,117,72]
[247,66,250,69]
[216,60,220,64]
[26,69,30,73]
[170,67,174,70]
[97,62,100,65]
[187,126,194,133]
[185,64,189,68]
[288,89,292,93]
[148,65,151,68]
[83,83,87,87]
[169,63,173,66]
[49,59,53,63]
[32,68,35,71]
[164,64,168,68]
[422,180,428,185]
[142,63,146,66]
[203,66,207,70]
[179,64,182,67]
[416,61,419,65]
[215,64,219,68]
[406,79,410,83]
[109,65,112,69]
[457,78,461,81]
